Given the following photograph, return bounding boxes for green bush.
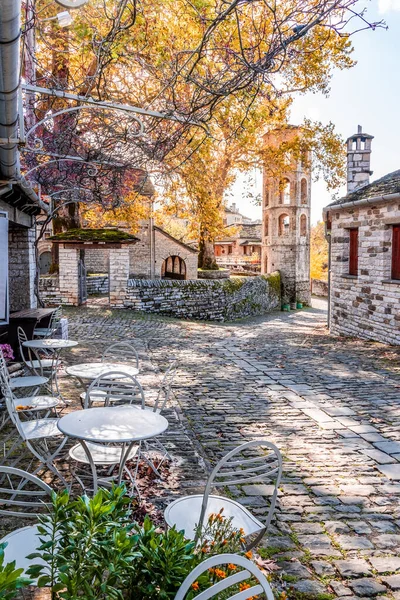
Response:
[0,543,32,599]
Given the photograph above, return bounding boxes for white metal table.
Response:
[23,339,78,396]
[57,406,168,492]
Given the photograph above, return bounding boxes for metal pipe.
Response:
[0,0,22,179]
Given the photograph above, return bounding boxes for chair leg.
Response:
[27,436,69,489]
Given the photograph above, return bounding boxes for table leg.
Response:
[79,440,98,494]
[117,440,139,486]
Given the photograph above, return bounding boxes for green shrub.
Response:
[0,543,32,599]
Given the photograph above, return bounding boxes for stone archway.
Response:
[161,255,187,280]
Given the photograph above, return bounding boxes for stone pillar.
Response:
[109,246,129,307]
[59,246,80,305]
[8,224,37,311]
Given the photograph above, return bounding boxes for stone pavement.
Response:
[6,301,400,598]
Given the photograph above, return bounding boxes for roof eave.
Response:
[323,192,400,219]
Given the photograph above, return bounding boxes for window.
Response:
[279,178,291,205]
[349,228,358,276]
[392,225,400,280]
[264,188,269,207]
[278,214,290,236]
[264,215,269,237]
[300,214,307,237]
[228,245,232,255]
[301,179,308,204]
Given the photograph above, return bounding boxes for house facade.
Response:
[324,127,400,345]
[215,223,262,272]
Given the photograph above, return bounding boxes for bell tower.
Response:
[261,127,311,305]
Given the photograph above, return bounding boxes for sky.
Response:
[229,0,400,225]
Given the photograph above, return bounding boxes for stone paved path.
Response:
[6,302,400,599]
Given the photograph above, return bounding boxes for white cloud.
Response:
[378,0,400,14]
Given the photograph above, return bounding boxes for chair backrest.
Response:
[0,466,53,518]
[0,346,11,385]
[174,553,274,600]
[48,306,62,336]
[17,326,33,371]
[84,371,145,409]
[101,342,139,369]
[154,360,178,413]
[198,440,282,539]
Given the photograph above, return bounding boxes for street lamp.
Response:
[54,0,89,8]
[42,11,74,27]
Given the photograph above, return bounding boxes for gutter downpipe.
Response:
[0,0,48,213]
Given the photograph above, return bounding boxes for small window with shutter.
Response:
[349,228,358,276]
[392,225,400,280]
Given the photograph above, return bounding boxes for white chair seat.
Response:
[164,495,265,541]
[69,441,138,465]
[10,375,48,389]
[2,525,46,578]
[20,418,62,440]
[25,359,54,370]
[13,396,60,411]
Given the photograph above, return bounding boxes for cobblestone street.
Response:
[56,302,400,597]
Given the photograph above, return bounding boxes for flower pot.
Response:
[296,302,303,309]
[282,303,290,311]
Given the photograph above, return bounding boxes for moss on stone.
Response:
[222,277,246,294]
[262,272,281,297]
[50,228,137,242]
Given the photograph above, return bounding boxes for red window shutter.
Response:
[392,225,400,280]
[349,228,358,276]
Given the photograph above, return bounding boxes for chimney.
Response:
[346,125,374,194]
[231,202,237,212]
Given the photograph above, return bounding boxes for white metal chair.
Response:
[79,341,140,406]
[174,553,274,600]
[0,346,48,394]
[164,440,283,550]
[0,466,53,578]
[34,306,62,338]
[0,375,68,485]
[69,372,145,492]
[17,327,54,376]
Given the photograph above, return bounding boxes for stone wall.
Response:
[198,269,230,279]
[8,224,37,311]
[87,275,109,295]
[85,249,109,274]
[329,199,400,345]
[311,278,329,297]
[123,273,281,321]
[39,276,61,305]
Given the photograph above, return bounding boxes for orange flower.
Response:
[245,551,253,559]
[239,582,251,591]
[222,539,228,546]
[227,564,237,571]
[191,581,199,591]
[214,569,226,579]
[239,528,245,535]
[208,568,215,575]
[240,537,246,544]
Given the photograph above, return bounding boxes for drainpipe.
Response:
[325,221,332,329]
[149,198,155,279]
[0,0,48,213]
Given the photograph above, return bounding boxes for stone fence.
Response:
[311,278,329,297]
[86,274,109,295]
[39,276,62,305]
[124,272,281,321]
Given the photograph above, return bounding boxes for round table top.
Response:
[23,339,78,350]
[65,362,139,380]
[57,406,168,443]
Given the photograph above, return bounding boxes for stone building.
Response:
[324,126,400,345]
[83,222,198,281]
[261,127,311,305]
[215,223,262,271]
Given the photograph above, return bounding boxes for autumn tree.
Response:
[310,221,329,280]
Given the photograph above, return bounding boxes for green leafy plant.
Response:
[130,515,196,599]
[28,485,138,600]
[0,543,32,599]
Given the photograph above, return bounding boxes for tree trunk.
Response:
[198,234,218,270]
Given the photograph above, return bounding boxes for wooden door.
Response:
[349,228,358,276]
[392,225,400,280]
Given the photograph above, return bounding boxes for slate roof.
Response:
[216,222,262,243]
[327,169,400,208]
